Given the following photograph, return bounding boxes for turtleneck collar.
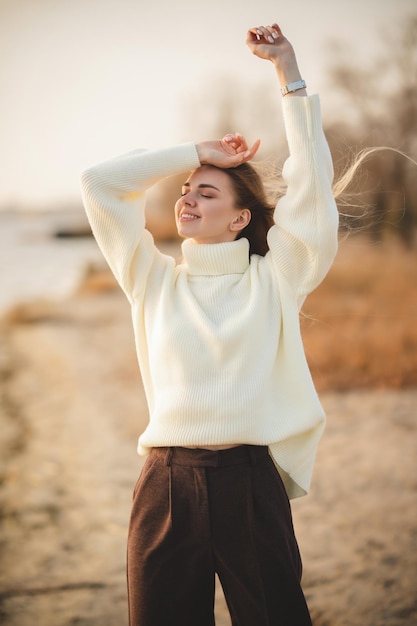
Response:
[181,238,250,276]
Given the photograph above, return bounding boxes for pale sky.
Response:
[1,0,415,208]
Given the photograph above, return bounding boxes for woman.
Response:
[81,22,339,626]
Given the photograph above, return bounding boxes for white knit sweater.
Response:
[80,95,338,499]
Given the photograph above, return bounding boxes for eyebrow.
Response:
[182,182,221,192]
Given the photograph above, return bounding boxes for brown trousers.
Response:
[127,445,312,626]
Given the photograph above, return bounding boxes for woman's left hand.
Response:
[246,23,305,92]
[246,23,295,64]
[196,133,261,168]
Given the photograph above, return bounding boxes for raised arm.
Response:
[80,143,200,300]
[248,23,339,302]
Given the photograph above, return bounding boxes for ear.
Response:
[230,209,251,232]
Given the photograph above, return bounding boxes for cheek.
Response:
[174,198,183,215]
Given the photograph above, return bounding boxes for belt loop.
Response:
[165,447,174,466]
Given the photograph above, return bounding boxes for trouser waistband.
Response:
[150,444,269,468]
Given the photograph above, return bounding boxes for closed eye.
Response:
[181,182,221,197]
[180,191,213,199]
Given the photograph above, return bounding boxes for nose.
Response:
[182,191,196,207]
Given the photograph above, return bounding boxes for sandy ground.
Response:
[0,283,416,626]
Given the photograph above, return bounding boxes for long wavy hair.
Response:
[222,147,417,257]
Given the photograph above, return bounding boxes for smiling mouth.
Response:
[180,212,200,221]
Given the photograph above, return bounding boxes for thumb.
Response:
[241,139,261,162]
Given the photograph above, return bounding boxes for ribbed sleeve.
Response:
[267,95,339,302]
[80,143,200,299]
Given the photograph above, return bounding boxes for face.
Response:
[175,166,250,244]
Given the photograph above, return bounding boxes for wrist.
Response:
[195,143,207,165]
[271,56,302,87]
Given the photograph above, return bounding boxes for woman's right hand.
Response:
[196,133,261,168]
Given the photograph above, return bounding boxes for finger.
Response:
[246,26,271,44]
[223,133,248,153]
[247,27,262,42]
[270,23,283,39]
[271,23,282,33]
[264,25,280,41]
[233,133,248,152]
[255,26,275,44]
[241,138,261,162]
[226,135,254,148]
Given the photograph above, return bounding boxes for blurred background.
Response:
[1,0,416,307]
[0,1,416,625]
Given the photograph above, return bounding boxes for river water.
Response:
[0,209,103,314]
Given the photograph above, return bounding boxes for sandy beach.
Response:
[0,240,416,625]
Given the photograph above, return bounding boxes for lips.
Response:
[180,211,200,221]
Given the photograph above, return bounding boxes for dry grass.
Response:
[76,261,119,295]
[3,236,416,391]
[1,299,65,326]
[302,235,417,390]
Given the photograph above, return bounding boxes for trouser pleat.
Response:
[127,445,312,626]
